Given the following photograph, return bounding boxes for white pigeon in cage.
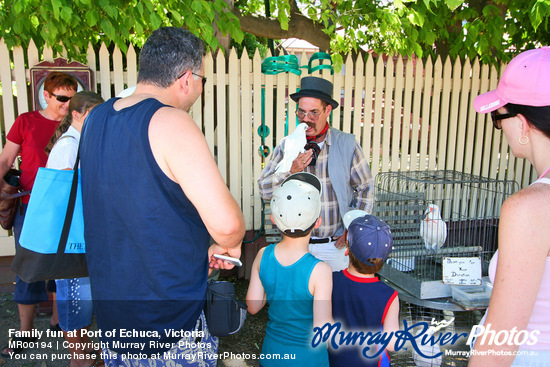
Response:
[420,204,447,254]
[275,123,308,173]
[412,320,450,367]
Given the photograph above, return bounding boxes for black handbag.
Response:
[204,280,247,337]
[0,169,29,230]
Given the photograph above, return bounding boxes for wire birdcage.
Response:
[373,170,519,299]
[389,300,483,366]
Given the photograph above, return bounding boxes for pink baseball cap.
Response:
[474,46,550,113]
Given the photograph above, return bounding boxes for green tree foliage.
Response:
[0,0,243,60]
[299,0,550,65]
[1,0,550,66]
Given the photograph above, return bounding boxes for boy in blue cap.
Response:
[329,211,400,367]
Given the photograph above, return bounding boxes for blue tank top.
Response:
[80,98,210,356]
[329,270,397,366]
[259,244,329,366]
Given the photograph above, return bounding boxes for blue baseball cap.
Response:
[344,211,393,266]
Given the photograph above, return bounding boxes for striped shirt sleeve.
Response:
[257,141,292,201]
[350,142,374,213]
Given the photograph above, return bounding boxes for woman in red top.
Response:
[0,72,78,358]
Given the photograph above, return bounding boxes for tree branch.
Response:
[289,0,300,14]
[233,7,331,51]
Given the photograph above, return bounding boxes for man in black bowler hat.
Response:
[258,76,374,271]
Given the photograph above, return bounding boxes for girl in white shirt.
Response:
[46,91,104,367]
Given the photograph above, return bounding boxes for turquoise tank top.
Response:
[259,244,329,366]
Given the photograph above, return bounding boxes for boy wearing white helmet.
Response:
[246,172,332,366]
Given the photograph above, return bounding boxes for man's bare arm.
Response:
[149,107,245,250]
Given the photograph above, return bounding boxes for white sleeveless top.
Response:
[485,177,550,351]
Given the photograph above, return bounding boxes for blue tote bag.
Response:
[11,151,88,282]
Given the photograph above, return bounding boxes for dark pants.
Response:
[13,203,48,305]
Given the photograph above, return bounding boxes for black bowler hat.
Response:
[290,76,339,109]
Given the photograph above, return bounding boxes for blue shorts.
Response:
[56,277,93,331]
[13,203,48,305]
[103,312,218,367]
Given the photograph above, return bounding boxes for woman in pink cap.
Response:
[470,47,550,366]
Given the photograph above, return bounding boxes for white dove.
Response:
[275,123,308,173]
[420,204,447,255]
[117,86,136,98]
[412,318,453,367]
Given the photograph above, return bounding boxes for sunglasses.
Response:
[490,111,517,129]
[177,70,207,87]
[50,92,72,103]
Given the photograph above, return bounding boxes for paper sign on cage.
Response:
[442,257,482,285]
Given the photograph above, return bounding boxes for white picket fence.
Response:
[0,39,534,252]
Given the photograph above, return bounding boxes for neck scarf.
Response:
[304,141,321,166]
[306,122,329,142]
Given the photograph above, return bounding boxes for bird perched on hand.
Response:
[420,203,447,255]
[275,123,308,173]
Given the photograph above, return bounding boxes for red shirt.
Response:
[7,111,60,204]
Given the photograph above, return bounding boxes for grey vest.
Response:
[327,127,358,236]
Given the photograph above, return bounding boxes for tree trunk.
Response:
[215,0,234,54]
